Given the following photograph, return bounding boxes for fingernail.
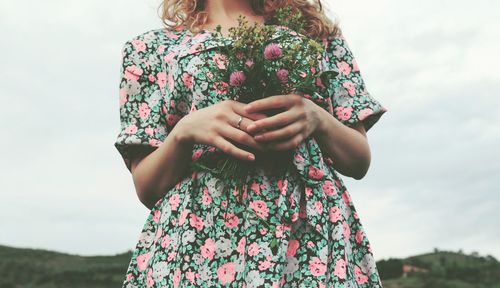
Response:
[248,154,255,160]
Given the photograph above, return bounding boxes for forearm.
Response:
[312,107,371,180]
[132,124,194,209]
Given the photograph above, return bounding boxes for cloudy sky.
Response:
[1,0,499,261]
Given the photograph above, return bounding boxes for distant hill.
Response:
[1,245,500,287]
[377,249,500,288]
[0,244,131,288]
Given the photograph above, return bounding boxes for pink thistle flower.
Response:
[276,69,289,84]
[264,43,282,60]
[229,71,246,86]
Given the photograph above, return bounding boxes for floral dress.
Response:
[114,22,388,288]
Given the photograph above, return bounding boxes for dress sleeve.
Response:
[114,39,169,172]
[323,33,388,132]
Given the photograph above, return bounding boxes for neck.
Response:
[205,0,260,24]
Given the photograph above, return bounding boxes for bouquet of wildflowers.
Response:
[190,6,337,202]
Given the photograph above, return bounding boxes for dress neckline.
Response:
[187,18,275,40]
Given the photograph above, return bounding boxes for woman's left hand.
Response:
[243,93,324,151]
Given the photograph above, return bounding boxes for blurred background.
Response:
[1,0,499,286]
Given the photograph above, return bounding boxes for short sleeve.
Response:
[114,38,169,172]
[323,33,388,132]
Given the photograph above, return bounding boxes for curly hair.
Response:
[159,0,341,40]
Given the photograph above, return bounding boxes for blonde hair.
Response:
[159,0,341,40]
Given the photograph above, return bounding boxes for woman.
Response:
[114,0,388,287]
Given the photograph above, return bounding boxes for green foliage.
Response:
[0,245,131,288]
[377,249,500,288]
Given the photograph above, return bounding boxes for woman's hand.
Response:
[243,93,324,151]
[175,99,270,161]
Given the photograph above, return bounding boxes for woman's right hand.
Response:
[173,100,271,161]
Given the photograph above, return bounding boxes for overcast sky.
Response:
[1,0,499,261]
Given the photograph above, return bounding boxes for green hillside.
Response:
[0,245,131,288]
[378,249,500,288]
[1,244,499,287]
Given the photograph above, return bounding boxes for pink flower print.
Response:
[164,51,176,63]
[315,201,323,214]
[264,43,283,60]
[275,224,290,238]
[131,39,146,52]
[217,262,236,285]
[148,74,156,82]
[235,51,245,59]
[276,69,289,84]
[245,58,254,68]
[200,238,216,260]
[294,153,304,162]
[168,251,177,261]
[343,220,351,241]
[249,200,269,219]
[307,241,315,248]
[167,114,181,126]
[152,210,161,223]
[353,211,360,220]
[337,61,352,75]
[136,252,152,272]
[248,242,260,256]
[334,106,353,121]
[161,234,172,248]
[342,191,352,204]
[305,186,313,197]
[358,108,374,121]
[173,267,181,288]
[221,200,227,208]
[186,268,196,284]
[146,268,154,288]
[138,103,151,119]
[207,71,214,79]
[178,209,189,225]
[189,213,204,230]
[124,124,137,134]
[315,76,325,89]
[286,239,299,256]
[237,237,246,254]
[189,43,202,54]
[355,230,364,244]
[322,180,337,196]
[119,88,128,106]
[342,81,356,96]
[124,65,143,81]
[308,166,325,180]
[145,126,154,136]
[213,53,227,69]
[355,265,369,284]
[169,194,180,210]
[259,227,268,235]
[202,188,212,205]
[258,259,274,271]
[223,212,239,228]
[329,206,342,223]
[309,257,327,276]
[192,148,203,161]
[229,71,246,86]
[277,178,288,195]
[250,181,261,195]
[213,81,229,95]
[334,258,347,279]
[182,72,194,89]
[291,212,299,222]
[157,71,167,89]
[157,44,166,54]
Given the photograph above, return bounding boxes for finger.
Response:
[244,95,296,114]
[218,123,269,152]
[266,133,304,151]
[247,110,301,134]
[212,136,256,161]
[254,122,303,142]
[232,101,268,121]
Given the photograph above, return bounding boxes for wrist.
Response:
[171,119,194,146]
[312,106,329,139]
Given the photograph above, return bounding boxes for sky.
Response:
[0,0,499,261]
